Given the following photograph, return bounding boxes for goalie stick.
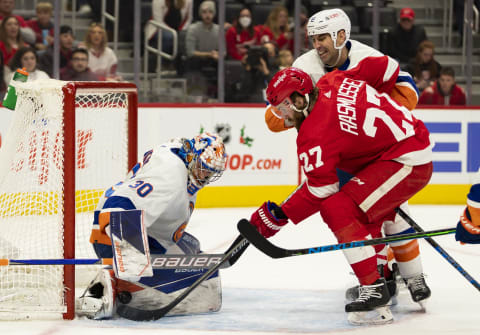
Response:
[237,218,456,258]
[395,207,480,291]
[116,234,249,321]
[0,252,240,270]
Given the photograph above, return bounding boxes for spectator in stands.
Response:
[80,23,121,81]
[226,6,262,61]
[454,0,480,45]
[405,40,442,93]
[236,41,279,103]
[185,0,218,101]
[298,5,310,52]
[278,49,293,70]
[0,16,27,66]
[387,7,427,64]
[38,25,74,78]
[7,46,49,82]
[60,48,101,81]
[0,0,35,45]
[26,2,54,51]
[256,6,293,52]
[0,52,6,99]
[419,66,466,106]
[145,0,193,55]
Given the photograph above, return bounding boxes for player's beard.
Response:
[293,112,306,131]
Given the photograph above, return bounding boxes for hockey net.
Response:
[0,80,137,320]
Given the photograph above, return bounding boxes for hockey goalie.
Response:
[76,132,227,319]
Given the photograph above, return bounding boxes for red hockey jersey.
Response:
[282,57,432,224]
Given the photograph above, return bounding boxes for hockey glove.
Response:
[456,207,480,244]
[250,201,288,238]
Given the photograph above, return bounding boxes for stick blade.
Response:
[237,219,285,258]
[116,304,168,321]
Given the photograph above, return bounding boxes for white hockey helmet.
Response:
[307,8,351,49]
[187,132,227,189]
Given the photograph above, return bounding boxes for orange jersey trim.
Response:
[390,85,418,111]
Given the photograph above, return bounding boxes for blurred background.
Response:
[1,0,477,104]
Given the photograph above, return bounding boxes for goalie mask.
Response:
[266,67,314,118]
[307,8,351,50]
[183,132,227,193]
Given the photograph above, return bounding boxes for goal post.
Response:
[0,80,138,320]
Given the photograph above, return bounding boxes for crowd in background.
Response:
[0,0,120,98]
[0,0,470,106]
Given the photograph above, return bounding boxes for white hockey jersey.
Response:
[95,139,196,250]
[293,40,383,84]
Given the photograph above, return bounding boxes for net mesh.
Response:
[0,80,132,319]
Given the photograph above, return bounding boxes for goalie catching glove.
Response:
[249,201,288,238]
[456,184,480,244]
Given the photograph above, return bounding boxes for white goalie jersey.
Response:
[95,140,196,250]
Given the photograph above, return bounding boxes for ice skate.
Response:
[346,278,393,325]
[404,273,431,309]
[345,264,399,305]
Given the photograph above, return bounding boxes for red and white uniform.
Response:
[282,57,433,284]
[266,40,419,132]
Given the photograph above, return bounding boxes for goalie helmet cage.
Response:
[0,80,138,320]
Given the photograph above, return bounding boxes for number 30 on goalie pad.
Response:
[108,209,153,280]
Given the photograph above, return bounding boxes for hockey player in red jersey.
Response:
[264,8,431,307]
[248,64,433,325]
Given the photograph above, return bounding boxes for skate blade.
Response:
[347,306,394,326]
[416,299,428,312]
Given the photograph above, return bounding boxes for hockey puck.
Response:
[117,291,132,304]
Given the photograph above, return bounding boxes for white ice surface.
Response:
[0,205,479,334]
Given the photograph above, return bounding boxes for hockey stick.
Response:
[237,218,456,259]
[115,183,305,321]
[395,207,480,291]
[116,234,249,321]
[0,252,241,270]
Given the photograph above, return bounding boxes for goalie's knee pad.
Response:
[76,269,116,320]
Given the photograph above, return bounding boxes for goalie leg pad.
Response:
[76,269,116,320]
[118,272,222,316]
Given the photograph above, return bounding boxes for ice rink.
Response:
[0,204,479,334]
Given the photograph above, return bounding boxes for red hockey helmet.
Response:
[266,67,314,107]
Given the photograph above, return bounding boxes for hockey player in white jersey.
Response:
[263,8,430,321]
[76,132,227,319]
